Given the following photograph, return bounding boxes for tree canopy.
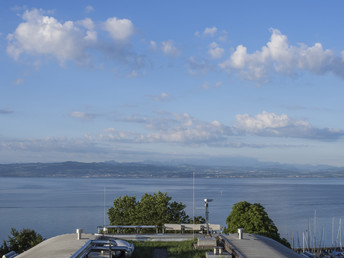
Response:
[0,228,44,256]
[108,191,193,229]
[225,201,290,247]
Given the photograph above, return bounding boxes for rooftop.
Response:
[16,233,98,258]
[221,233,303,258]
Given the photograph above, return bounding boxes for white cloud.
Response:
[161,40,180,56]
[236,111,305,131]
[7,9,144,70]
[219,28,344,81]
[208,42,224,59]
[202,81,222,90]
[152,92,170,101]
[7,9,94,65]
[203,26,218,37]
[85,5,94,13]
[235,111,344,140]
[103,17,134,41]
[149,40,157,50]
[195,26,218,38]
[118,111,344,143]
[115,112,229,145]
[78,18,95,30]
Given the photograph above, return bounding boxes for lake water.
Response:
[0,177,343,248]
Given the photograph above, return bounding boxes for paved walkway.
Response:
[221,233,303,258]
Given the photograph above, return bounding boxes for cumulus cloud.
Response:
[195,26,218,37]
[103,17,134,41]
[7,9,94,65]
[85,5,94,13]
[235,111,344,140]
[6,8,142,69]
[149,40,158,50]
[161,40,180,56]
[219,28,344,81]
[204,26,218,36]
[208,42,224,59]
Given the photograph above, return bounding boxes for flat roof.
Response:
[222,233,303,258]
[15,233,196,257]
[16,233,98,258]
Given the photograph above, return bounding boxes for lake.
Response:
[0,177,343,248]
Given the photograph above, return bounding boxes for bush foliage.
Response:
[0,228,43,256]
[225,201,290,247]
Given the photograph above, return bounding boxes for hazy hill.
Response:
[0,161,343,178]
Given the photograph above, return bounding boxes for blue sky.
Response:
[1,1,344,166]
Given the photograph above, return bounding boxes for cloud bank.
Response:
[101,111,344,146]
[1,111,342,162]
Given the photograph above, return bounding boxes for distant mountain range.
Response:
[0,160,343,178]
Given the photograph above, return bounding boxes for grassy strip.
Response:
[130,240,210,258]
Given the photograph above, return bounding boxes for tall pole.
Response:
[104,186,106,227]
[193,172,195,239]
[307,218,311,251]
[204,199,212,236]
[314,210,316,253]
[332,217,335,247]
[205,201,209,235]
[303,232,305,252]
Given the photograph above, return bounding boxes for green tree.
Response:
[108,191,190,230]
[224,201,290,248]
[137,192,172,227]
[108,195,138,225]
[188,216,206,224]
[0,228,44,256]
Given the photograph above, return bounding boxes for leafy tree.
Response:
[108,191,190,230]
[224,201,290,248]
[137,192,174,227]
[0,228,44,256]
[108,195,138,225]
[188,216,206,224]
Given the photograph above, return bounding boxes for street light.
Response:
[204,198,213,236]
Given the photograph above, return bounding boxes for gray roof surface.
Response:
[222,233,303,258]
[16,232,303,258]
[15,233,196,258]
[16,233,98,258]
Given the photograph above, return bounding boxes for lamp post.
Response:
[204,198,213,236]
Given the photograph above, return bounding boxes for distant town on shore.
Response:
[0,160,343,178]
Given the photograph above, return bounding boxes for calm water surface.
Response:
[0,177,343,247]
